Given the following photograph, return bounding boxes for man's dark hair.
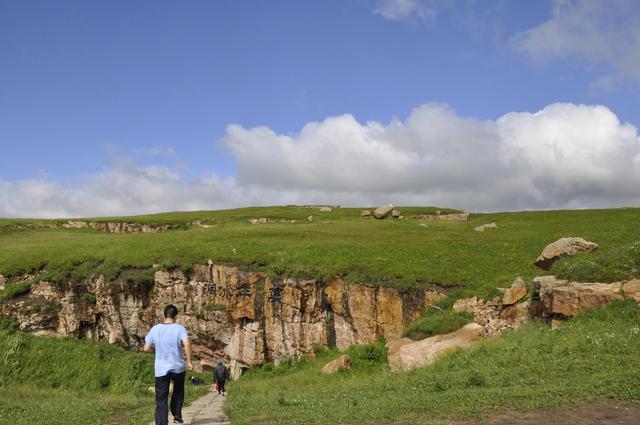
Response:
[164,304,178,319]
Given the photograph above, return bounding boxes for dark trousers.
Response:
[155,371,185,425]
[215,381,226,394]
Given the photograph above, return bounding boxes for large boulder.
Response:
[501,277,528,305]
[321,354,351,374]
[387,323,483,372]
[534,237,599,270]
[474,223,497,232]
[373,204,394,219]
[623,279,640,302]
[360,210,371,217]
[541,280,623,317]
[499,300,531,325]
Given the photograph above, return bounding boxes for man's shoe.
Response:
[174,417,184,424]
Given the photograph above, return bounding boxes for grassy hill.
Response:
[226,300,640,424]
[0,317,208,425]
[2,206,640,298]
[2,205,640,424]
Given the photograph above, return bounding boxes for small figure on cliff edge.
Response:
[213,359,229,396]
[144,304,194,425]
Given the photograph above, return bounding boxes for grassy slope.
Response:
[2,207,640,297]
[227,300,640,425]
[0,319,209,425]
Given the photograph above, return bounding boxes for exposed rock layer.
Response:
[1,265,444,378]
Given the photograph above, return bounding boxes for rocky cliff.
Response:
[0,264,444,378]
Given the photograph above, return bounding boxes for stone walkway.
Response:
[149,391,229,425]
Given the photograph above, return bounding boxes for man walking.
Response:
[144,304,193,425]
[213,360,229,396]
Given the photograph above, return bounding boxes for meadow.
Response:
[0,317,209,425]
[2,206,640,299]
[226,300,640,424]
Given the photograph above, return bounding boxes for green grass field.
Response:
[2,206,640,298]
[2,206,640,423]
[226,300,640,425]
[0,317,209,425]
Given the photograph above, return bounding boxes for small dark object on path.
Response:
[189,376,206,386]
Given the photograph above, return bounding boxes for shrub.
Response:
[79,292,97,305]
[466,371,486,387]
[0,280,33,302]
[346,339,387,369]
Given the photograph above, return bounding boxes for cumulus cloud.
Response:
[1,103,640,217]
[222,102,640,211]
[373,0,436,22]
[512,0,640,80]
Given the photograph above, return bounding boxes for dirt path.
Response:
[448,400,640,425]
[148,391,229,425]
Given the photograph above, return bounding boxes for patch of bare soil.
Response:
[448,400,640,425]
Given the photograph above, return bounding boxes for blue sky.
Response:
[1,0,639,217]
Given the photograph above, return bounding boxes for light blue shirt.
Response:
[145,323,188,377]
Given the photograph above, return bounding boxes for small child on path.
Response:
[213,360,229,396]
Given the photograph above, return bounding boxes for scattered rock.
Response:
[534,237,599,270]
[414,213,469,222]
[249,218,269,225]
[474,223,497,232]
[499,300,531,325]
[398,216,404,220]
[501,277,528,305]
[623,279,640,302]
[306,215,314,222]
[373,204,394,219]
[387,323,484,372]
[63,221,88,229]
[391,210,401,218]
[419,223,429,229]
[321,354,351,374]
[452,296,478,314]
[0,274,5,291]
[360,210,371,217]
[319,207,332,212]
[551,319,562,331]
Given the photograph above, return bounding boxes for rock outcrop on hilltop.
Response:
[0,264,444,378]
[534,237,599,270]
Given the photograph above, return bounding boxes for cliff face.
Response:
[1,264,444,378]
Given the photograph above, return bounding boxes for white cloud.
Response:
[221,102,640,212]
[512,0,640,80]
[2,102,640,217]
[373,0,436,22]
